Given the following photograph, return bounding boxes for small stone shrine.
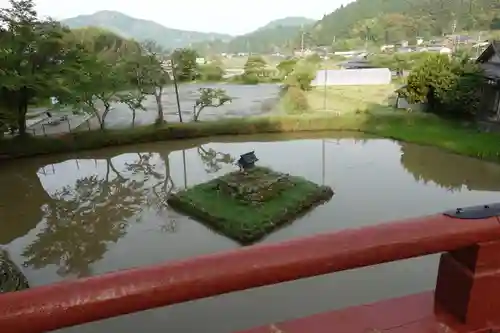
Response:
[217,166,291,205]
[237,151,258,171]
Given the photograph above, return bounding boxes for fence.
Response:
[23,113,94,137]
[1,203,500,332]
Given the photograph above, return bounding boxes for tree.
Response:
[199,63,225,81]
[172,48,199,82]
[22,156,151,277]
[197,146,235,173]
[403,54,483,117]
[0,0,80,135]
[284,60,316,91]
[244,55,267,78]
[277,58,298,79]
[192,88,232,121]
[126,40,171,124]
[62,48,128,130]
[118,90,147,127]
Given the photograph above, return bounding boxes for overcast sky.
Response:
[0,0,354,35]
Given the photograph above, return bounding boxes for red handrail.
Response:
[1,212,500,333]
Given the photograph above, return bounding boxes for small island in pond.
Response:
[167,163,334,244]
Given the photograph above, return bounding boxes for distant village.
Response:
[212,34,492,68]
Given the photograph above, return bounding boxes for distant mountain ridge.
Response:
[255,17,315,31]
[62,11,315,54]
[61,10,233,50]
[193,16,315,54]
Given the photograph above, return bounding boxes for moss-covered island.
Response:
[167,166,334,244]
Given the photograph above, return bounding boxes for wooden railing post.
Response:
[435,240,500,326]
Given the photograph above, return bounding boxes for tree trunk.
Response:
[193,106,204,122]
[155,89,164,124]
[132,109,136,127]
[17,88,29,136]
[101,102,111,130]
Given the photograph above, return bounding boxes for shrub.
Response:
[243,55,267,77]
[283,86,309,114]
[402,54,483,118]
[285,61,316,91]
[241,73,260,84]
[277,58,298,79]
[199,64,225,81]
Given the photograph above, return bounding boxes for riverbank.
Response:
[2,110,500,162]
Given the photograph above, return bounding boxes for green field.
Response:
[221,55,282,69]
[306,84,399,114]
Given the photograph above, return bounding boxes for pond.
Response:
[1,132,500,332]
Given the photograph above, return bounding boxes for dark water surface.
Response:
[1,132,500,332]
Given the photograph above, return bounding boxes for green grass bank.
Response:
[2,111,500,162]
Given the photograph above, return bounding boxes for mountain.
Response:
[310,0,500,46]
[61,10,232,50]
[255,17,315,31]
[194,17,315,55]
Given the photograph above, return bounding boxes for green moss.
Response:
[167,167,334,244]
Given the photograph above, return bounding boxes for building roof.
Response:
[477,41,500,80]
[477,41,500,63]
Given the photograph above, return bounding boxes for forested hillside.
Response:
[310,0,500,46]
[194,17,314,55]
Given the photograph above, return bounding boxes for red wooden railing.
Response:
[1,204,500,332]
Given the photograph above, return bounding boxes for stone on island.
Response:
[167,166,334,244]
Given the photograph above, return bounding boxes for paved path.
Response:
[28,113,92,136]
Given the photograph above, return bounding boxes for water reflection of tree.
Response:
[22,154,168,278]
[400,143,500,192]
[197,145,235,174]
[0,167,51,244]
[126,152,176,219]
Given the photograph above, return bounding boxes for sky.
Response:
[0,0,354,35]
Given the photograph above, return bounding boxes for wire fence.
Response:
[17,113,94,138]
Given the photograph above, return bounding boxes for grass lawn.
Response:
[306,84,398,114]
[167,166,334,244]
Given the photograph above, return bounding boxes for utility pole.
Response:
[170,54,183,123]
[323,66,327,111]
[451,20,458,52]
[301,31,305,57]
[322,140,325,186]
[476,31,482,58]
[364,26,369,51]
